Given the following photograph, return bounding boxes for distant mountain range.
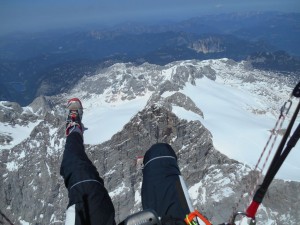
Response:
[0,12,299,106]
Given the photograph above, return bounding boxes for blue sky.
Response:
[1,0,300,35]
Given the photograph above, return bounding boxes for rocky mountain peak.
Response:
[0,59,299,225]
[71,60,217,104]
[29,96,54,116]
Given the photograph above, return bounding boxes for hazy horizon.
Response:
[1,0,300,36]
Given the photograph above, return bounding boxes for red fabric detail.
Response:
[71,113,76,120]
[246,201,260,218]
[68,98,82,106]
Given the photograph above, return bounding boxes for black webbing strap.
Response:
[293,81,300,97]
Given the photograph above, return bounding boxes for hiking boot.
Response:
[66,98,84,136]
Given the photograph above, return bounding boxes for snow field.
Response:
[82,94,151,145]
[174,77,299,181]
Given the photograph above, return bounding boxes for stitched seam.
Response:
[143,156,176,169]
[69,179,103,190]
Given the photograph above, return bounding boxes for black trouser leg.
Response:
[60,132,115,225]
[141,143,193,221]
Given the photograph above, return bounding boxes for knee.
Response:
[144,143,177,160]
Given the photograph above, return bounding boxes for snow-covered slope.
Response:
[0,58,299,225]
[67,59,298,181]
[0,101,42,150]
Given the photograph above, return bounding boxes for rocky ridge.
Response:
[0,59,299,225]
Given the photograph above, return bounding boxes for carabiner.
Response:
[280,99,292,117]
[231,212,256,225]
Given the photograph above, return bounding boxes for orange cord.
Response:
[184,210,212,225]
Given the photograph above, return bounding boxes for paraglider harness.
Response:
[120,82,300,225]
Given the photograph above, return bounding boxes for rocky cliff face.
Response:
[0,59,299,225]
[189,37,225,54]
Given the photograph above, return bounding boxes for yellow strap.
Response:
[185,215,192,225]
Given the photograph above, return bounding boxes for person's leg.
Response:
[141,143,194,221]
[61,132,115,225]
[61,131,101,190]
[60,98,115,225]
